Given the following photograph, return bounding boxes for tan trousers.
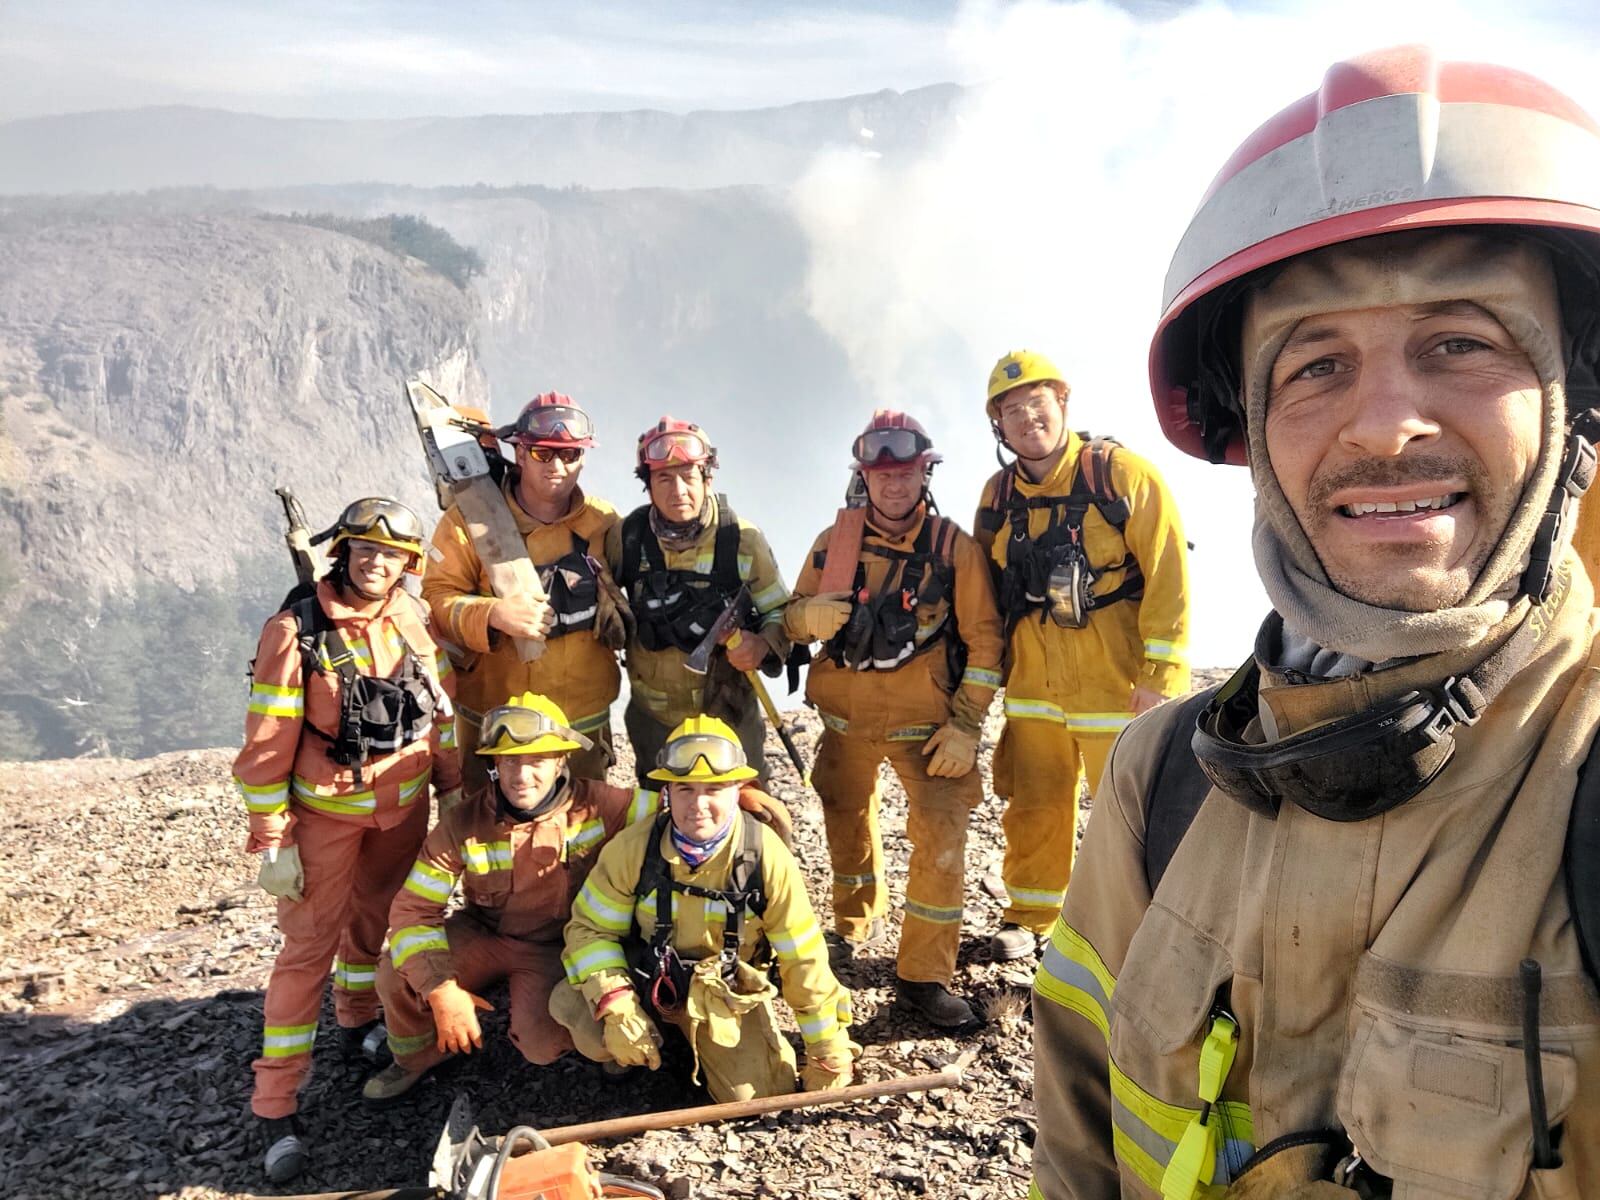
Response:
[811,728,980,985]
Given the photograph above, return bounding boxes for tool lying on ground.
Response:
[405,377,547,664]
[252,1061,965,1200]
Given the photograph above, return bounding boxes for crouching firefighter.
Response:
[784,411,1005,1030]
[975,349,1191,962]
[551,716,855,1101]
[362,692,658,1105]
[606,417,794,787]
[232,497,462,1184]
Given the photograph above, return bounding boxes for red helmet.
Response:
[498,392,595,448]
[637,417,718,473]
[851,409,943,471]
[1151,45,1600,465]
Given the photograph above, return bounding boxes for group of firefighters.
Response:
[230,42,1600,1200]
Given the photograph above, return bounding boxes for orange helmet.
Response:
[637,417,718,474]
[1151,45,1600,465]
[498,392,595,448]
[850,409,942,471]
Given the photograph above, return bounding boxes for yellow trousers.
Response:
[992,717,1115,932]
[811,728,980,985]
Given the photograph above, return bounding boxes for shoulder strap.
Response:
[711,494,742,591]
[976,469,1016,535]
[1072,436,1131,532]
[618,507,660,586]
[1565,725,1600,985]
[1142,688,1221,895]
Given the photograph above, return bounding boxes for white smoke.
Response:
[793,0,1600,668]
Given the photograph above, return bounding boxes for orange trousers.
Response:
[250,802,428,1119]
[811,729,980,986]
[375,915,572,1071]
[992,719,1115,933]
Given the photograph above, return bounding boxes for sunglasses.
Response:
[520,444,584,464]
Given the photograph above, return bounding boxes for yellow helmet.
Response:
[477,692,593,757]
[985,349,1068,420]
[313,496,426,559]
[648,714,758,784]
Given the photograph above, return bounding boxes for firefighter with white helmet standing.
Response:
[1032,46,1600,1198]
[784,410,1005,1029]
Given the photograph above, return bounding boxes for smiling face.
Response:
[344,538,412,598]
[862,461,924,522]
[1263,300,1543,611]
[996,382,1067,460]
[666,780,740,843]
[514,440,583,509]
[496,753,566,811]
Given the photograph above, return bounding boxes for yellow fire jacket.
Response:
[603,494,791,728]
[785,504,1005,739]
[421,481,622,736]
[1030,557,1600,1200]
[976,431,1190,737]
[561,806,851,1056]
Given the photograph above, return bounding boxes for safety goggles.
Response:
[853,427,932,467]
[642,429,713,465]
[506,404,594,446]
[313,497,424,546]
[522,445,584,464]
[1191,661,1483,822]
[479,705,594,753]
[655,733,748,777]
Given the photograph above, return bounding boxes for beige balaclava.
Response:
[1241,230,1570,665]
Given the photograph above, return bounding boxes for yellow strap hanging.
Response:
[1160,1012,1239,1200]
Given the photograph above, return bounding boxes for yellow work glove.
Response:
[922,723,978,779]
[256,845,305,902]
[435,786,464,815]
[427,979,493,1054]
[794,591,854,642]
[800,1036,859,1092]
[598,988,663,1070]
[594,575,632,651]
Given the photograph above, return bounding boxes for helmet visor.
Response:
[480,706,593,754]
[643,430,712,465]
[511,404,594,446]
[853,427,930,467]
[655,733,748,777]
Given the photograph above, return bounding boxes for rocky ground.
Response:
[0,679,1228,1200]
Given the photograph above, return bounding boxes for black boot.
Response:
[894,979,980,1030]
[341,1019,391,1065]
[260,1115,307,1184]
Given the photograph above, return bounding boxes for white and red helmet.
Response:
[636,416,718,478]
[1152,45,1600,465]
[499,392,596,448]
[851,409,944,471]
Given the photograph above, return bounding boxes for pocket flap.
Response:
[1113,902,1235,1056]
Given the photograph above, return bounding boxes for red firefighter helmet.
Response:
[636,417,718,473]
[850,409,943,471]
[1151,45,1600,465]
[497,392,595,448]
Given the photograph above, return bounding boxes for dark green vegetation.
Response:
[270,211,484,288]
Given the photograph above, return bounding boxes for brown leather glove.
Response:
[922,723,978,779]
[594,575,633,651]
[427,979,493,1054]
[800,1036,858,1091]
[791,592,853,642]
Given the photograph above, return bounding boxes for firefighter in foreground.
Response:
[784,411,1005,1028]
[233,498,461,1183]
[606,418,792,787]
[422,392,627,795]
[362,693,657,1104]
[551,716,855,1101]
[1033,46,1600,1198]
[975,350,1190,961]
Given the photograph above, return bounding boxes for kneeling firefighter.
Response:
[363,693,658,1104]
[233,497,462,1183]
[551,716,855,1102]
[605,418,794,787]
[783,410,1005,1029]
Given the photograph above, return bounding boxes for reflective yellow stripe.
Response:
[437,722,458,750]
[1144,638,1187,665]
[1004,696,1066,723]
[1007,883,1066,910]
[291,766,431,816]
[961,665,1003,689]
[248,682,304,718]
[565,818,606,857]
[752,580,788,613]
[333,959,377,991]
[903,897,963,925]
[262,1022,318,1057]
[563,940,628,984]
[404,861,456,903]
[390,924,448,968]
[625,788,660,826]
[236,777,290,814]
[387,1029,436,1057]
[834,871,876,888]
[768,920,825,962]
[1065,712,1133,733]
[1034,916,1115,1039]
[1028,1182,1046,1200]
[573,879,633,932]
[462,839,513,874]
[887,723,938,742]
[818,710,850,734]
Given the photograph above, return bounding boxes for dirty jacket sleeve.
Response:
[1114,451,1191,697]
[757,826,853,1054]
[422,505,498,656]
[562,819,646,1011]
[233,611,305,854]
[741,523,794,664]
[948,529,1005,735]
[1031,711,1164,1200]
[387,811,467,999]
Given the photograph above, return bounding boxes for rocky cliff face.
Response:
[0,212,484,603]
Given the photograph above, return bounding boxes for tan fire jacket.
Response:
[1032,557,1600,1200]
[977,432,1190,737]
[561,805,851,1056]
[387,779,659,997]
[421,481,623,736]
[785,504,1005,739]
[233,580,462,853]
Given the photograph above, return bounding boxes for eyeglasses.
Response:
[852,427,931,466]
[655,733,747,777]
[509,404,594,445]
[314,497,424,546]
[520,445,584,464]
[998,394,1060,424]
[642,430,712,464]
[479,705,593,752]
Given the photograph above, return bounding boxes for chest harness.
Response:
[617,495,749,654]
[818,514,959,673]
[535,531,602,638]
[977,434,1143,632]
[624,811,768,1016]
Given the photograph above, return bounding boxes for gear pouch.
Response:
[1045,544,1091,628]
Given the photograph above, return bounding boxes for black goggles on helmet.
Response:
[502,405,594,445]
[479,706,594,752]
[312,497,424,546]
[655,734,748,776]
[853,427,931,467]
